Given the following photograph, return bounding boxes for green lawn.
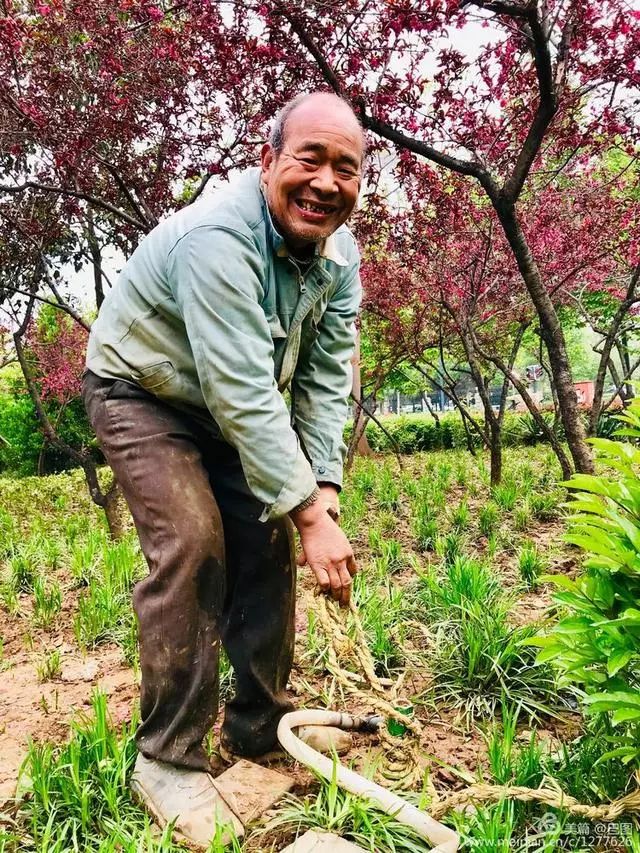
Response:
[1,446,638,851]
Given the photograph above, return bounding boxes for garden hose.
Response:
[277,708,460,852]
[299,593,640,834]
[311,594,425,787]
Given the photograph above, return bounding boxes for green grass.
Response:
[0,445,618,852]
[419,556,559,722]
[265,763,431,852]
[32,575,62,628]
[73,537,143,664]
[35,648,62,682]
[353,575,407,676]
[517,540,545,588]
[6,691,243,853]
[478,502,499,537]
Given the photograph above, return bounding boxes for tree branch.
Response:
[500,5,561,200]
[95,157,153,230]
[0,181,147,230]
[462,0,532,16]
[469,325,573,478]
[281,9,488,180]
[603,357,640,412]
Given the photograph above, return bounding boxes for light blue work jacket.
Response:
[86,168,362,520]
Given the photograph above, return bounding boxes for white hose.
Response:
[277,709,459,853]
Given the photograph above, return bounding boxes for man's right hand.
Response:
[290,500,357,607]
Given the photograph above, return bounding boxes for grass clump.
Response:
[450,500,470,532]
[10,691,242,852]
[517,541,544,588]
[491,481,518,512]
[12,693,159,851]
[354,576,406,677]
[32,575,62,628]
[73,537,143,664]
[420,557,558,723]
[478,502,499,538]
[266,763,429,853]
[35,648,62,682]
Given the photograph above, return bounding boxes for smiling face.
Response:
[260,95,364,252]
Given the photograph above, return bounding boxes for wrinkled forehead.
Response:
[285,107,365,164]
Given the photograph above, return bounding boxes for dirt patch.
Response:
[0,638,136,802]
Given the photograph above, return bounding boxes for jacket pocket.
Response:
[130,360,176,391]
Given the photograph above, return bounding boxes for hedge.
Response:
[344,410,567,454]
[0,391,98,476]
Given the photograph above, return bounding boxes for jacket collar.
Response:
[259,180,349,267]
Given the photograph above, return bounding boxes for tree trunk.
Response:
[589,333,617,436]
[13,323,125,538]
[346,330,373,468]
[455,318,501,484]
[495,201,593,473]
[618,332,633,403]
[497,360,572,480]
[589,266,639,434]
[102,483,127,539]
[489,425,502,488]
[86,209,106,309]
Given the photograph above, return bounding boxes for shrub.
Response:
[530,396,640,765]
[0,387,98,476]
[345,410,578,456]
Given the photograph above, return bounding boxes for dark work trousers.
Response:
[82,371,296,771]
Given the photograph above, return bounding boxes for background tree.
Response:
[253,0,640,475]
[2,0,639,494]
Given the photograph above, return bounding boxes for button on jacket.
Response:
[86,168,362,520]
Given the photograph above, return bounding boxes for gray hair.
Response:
[268,92,366,162]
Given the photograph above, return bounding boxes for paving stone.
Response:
[280,830,367,852]
[212,759,293,825]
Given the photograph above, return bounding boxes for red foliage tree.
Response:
[1,0,638,485]
[247,0,640,474]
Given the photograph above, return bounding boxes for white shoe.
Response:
[130,754,244,848]
[219,725,353,765]
[294,725,353,756]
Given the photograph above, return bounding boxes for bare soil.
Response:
[0,601,136,802]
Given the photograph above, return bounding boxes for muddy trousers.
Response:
[82,372,296,771]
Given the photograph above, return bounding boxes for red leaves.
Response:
[26,314,89,403]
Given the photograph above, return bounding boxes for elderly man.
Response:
[82,92,364,843]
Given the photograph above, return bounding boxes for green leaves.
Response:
[534,399,640,765]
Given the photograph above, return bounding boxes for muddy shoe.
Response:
[220,725,352,765]
[294,725,353,756]
[219,742,285,766]
[130,753,244,849]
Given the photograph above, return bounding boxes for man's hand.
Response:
[290,497,357,607]
[318,483,340,518]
